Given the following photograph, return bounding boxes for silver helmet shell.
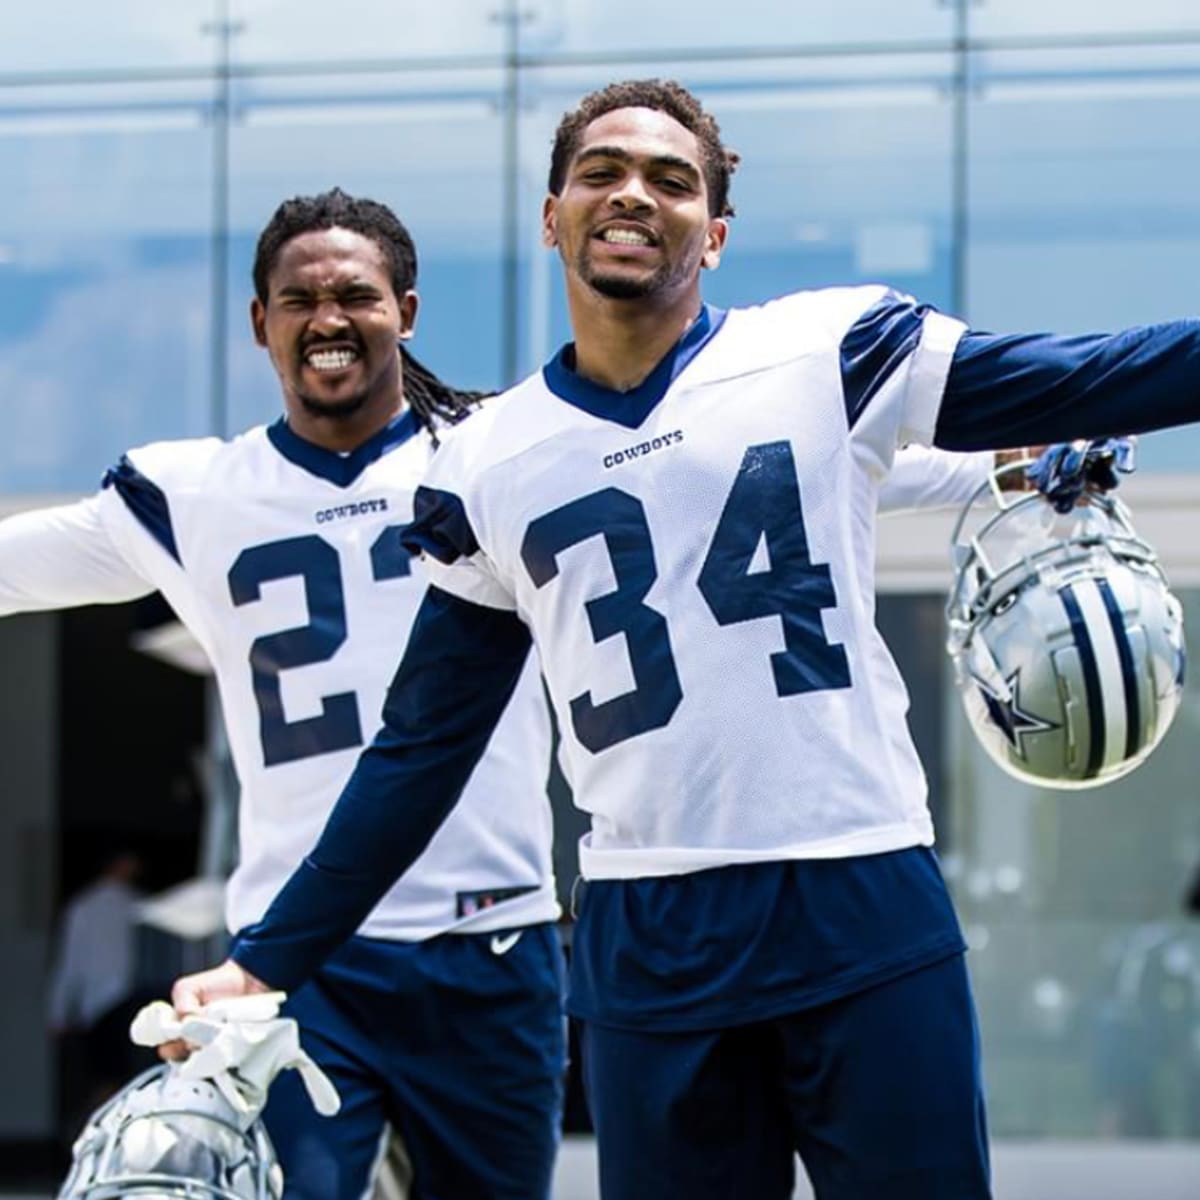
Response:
[946,462,1186,789]
[57,1065,284,1200]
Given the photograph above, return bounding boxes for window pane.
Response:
[517,0,954,56]
[965,45,1200,471]
[231,0,505,65]
[970,0,1200,39]
[516,56,956,375]
[225,70,507,430]
[0,1,216,72]
[0,82,214,493]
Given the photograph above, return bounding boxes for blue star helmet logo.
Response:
[973,669,1059,752]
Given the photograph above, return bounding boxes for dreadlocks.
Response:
[253,187,484,439]
[399,344,493,444]
[548,79,740,219]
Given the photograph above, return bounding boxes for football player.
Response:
[169,76,1200,1197]
[0,190,567,1200]
[161,85,1200,1200]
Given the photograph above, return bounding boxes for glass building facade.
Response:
[4,0,1200,1143]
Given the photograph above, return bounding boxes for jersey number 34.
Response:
[520,440,851,753]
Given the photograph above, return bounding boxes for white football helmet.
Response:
[57,1065,284,1200]
[946,458,1186,789]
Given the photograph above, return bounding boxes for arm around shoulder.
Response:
[878,445,994,515]
[229,584,533,993]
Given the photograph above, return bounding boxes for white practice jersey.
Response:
[0,413,557,938]
[413,286,967,880]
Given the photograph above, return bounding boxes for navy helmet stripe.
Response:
[1059,584,1105,778]
[1095,576,1141,759]
[101,455,181,565]
[838,293,932,431]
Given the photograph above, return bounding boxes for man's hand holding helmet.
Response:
[1025,437,1137,511]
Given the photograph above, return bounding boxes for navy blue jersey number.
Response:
[521,488,683,753]
[369,523,414,580]
[522,444,847,751]
[698,441,850,695]
[229,527,413,766]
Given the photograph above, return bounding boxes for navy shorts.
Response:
[581,953,990,1200]
[262,923,566,1200]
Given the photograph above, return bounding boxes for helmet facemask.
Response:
[58,1066,284,1200]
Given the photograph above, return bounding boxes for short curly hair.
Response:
[547,79,739,219]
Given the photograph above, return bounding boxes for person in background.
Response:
[48,846,153,1115]
[4,189,564,1200]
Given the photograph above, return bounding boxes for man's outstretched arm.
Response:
[219,584,532,994]
[935,323,1200,450]
[0,497,154,615]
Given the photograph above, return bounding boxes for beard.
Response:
[295,388,370,421]
[576,244,697,302]
[588,273,659,299]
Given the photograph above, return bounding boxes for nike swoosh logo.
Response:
[490,931,523,956]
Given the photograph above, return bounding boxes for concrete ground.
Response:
[12,1138,1200,1198]
[548,1137,1200,1200]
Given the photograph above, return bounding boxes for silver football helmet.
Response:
[57,1065,284,1200]
[947,457,1186,789]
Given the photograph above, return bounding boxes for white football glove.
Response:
[129,993,341,1122]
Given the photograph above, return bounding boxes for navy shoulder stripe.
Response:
[101,455,181,565]
[403,485,480,564]
[839,293,932,430]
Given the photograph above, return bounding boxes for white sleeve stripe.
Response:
[903,311,968,446]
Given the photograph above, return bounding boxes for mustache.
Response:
[298,334,363,357]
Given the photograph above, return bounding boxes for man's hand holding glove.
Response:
[129,992,341,1125]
